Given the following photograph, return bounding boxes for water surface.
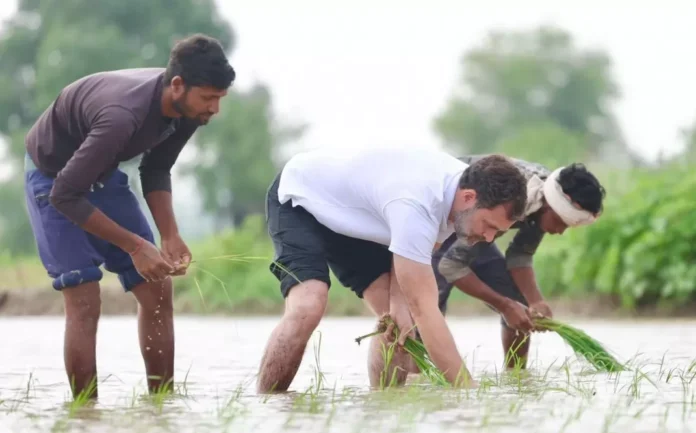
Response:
[1,316,694,432]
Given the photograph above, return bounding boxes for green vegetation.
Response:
[0,14,694,317]
[0,0,296,254]
[432,25,638,168]
[174,215,365,315]
[532,162,696,311]
[4,161,696,317]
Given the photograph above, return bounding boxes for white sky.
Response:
[2,1,695,164]
[219,0,696,162]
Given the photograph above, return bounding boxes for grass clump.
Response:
[355,315,449,387]
[534,317,626,373]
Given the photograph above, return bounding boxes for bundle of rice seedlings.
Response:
[355,315,449,386]
[533,316,626,372]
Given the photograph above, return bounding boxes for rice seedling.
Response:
[533,317,626,373]
[355,315,449,387]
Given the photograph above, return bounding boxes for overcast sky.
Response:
[220,0,696,162]
[2,1,695,166]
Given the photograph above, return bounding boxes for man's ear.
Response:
[170,76,185,97]
[456,188,477,207]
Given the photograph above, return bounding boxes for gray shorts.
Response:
[432,236,527,327]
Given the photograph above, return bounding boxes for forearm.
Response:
[51,190,141,252]
[509,265,544,304]
[453,273,514,311]
[393,256,472,386]
[145,190,179,238]
[80,209,142,253]
[412,304,470,385]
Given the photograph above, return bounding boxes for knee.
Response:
[63,285,101,325]
[132,279,174,316]
[285,281,328,334]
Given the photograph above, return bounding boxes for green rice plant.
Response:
[355,315,449,386]
[534,317,626,373]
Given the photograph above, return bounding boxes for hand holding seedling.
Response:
[130,238,175,282]
[161,233,192,276]
[500,299,535,334]
[385,309,415,347]
[528,301,553,332]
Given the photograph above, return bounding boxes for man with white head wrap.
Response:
[418,155,605,371]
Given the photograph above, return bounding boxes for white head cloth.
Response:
[525,167,597,227]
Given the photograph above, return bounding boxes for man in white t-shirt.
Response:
[255,147,528,393]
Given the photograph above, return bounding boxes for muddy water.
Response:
[1,316,695,433]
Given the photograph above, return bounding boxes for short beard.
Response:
[172,97,188,117]
[172,97,208,126]
[453,207,481,246]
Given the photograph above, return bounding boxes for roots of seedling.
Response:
[356,315,449,386]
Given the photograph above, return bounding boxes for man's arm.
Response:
[435,236,511,311]
[508,267,542,304]
[138,120,197,237]
[505,223,545,304]
[452,273,517,309]
[393,255,473,385]
[50,106,143,252]
[383,199,476,387]
[435,237,532,331]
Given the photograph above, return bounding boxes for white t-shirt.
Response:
[277,147,467,265]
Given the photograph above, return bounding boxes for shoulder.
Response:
[92,105,139,128]
[66,68,164,97]
[67,68,166,122]
[512,158,551,180]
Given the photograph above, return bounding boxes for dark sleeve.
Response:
[505,221,545,269]
[49,106,138,225]
[138,120,198,195]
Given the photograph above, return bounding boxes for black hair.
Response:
[557,163,605,214]
[458,154,527,220]
[164,33,235,90]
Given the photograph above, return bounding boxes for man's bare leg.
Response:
[257,280,328,393]
[62,282,101,399]
[131,278,175,393]
[362,273,413,388]
[502,324,530,370]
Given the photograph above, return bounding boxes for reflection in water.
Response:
[1,316,695,432]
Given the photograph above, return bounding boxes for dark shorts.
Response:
[433,236,527,328]
[265,172,393,298]
[24,154,155,292]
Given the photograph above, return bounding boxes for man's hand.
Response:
[392,254,477,388]
[144,191,189,275]
[130,238,175,282]
[161,233,192,276]
[386,307,416,347]
[528,300,553,332]
[499,299,535,334]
